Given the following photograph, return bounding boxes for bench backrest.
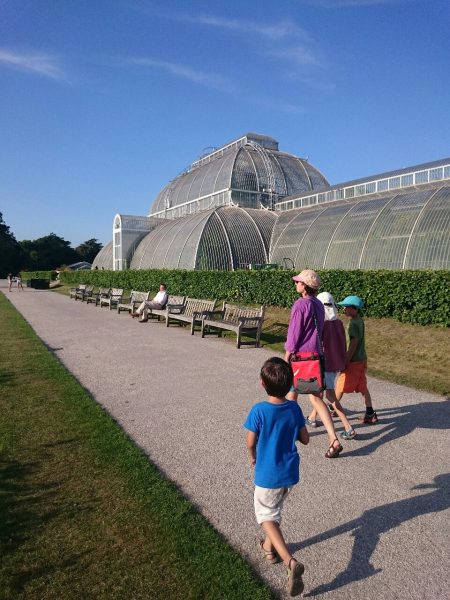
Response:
[130,291,150,303]
[85,285,94,293]
[183,298,216,317]
[110,288,123,299]
[222,303,264,324]
[77,284,87,291]
[167,295,186,306]
[98,287,110,297]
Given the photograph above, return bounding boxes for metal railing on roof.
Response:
[275,163,450,212]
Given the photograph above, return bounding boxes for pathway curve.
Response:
[2,283,449,599]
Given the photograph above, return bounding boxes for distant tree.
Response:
[75,238,103,263]
[0,212,23,277]
[19,233,79,271]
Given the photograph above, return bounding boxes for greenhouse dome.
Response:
[130,206,277,270]
[149,133,328,220]
[91,240,114,270]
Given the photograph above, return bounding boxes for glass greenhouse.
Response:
[130,207,276,270]
[149,133,329,219]
[92,133,450,272]
[270,180,450,270]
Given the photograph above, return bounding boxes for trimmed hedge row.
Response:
[21,270,58,281]
[57,269,450,327]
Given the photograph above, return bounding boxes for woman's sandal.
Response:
[259,540,280,564]
[325,438,343,459]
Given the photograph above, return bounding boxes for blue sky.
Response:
[1,0,449,247]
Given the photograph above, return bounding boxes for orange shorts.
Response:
[335,360,368,395]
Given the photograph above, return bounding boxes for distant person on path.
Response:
[244,357,309,597]
[16,274,23,291]
[335,295,378,424]
[7,273,13,292]
[131,283,168,322]
[307,292,356,440]
[285,270,343,459]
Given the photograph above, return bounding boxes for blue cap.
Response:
[337,295,364,310]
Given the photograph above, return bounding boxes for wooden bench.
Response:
[145,295,186,321]
[100,288,124,310]
[86,287,110,306]
[80,285,94,302]
[117,291,150,314]
[201,303,265,348]
[70,284,85,299]
[166,297,217,335]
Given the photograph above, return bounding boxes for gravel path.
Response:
[3,283,449,599]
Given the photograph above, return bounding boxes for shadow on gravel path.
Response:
[294,472,450,597]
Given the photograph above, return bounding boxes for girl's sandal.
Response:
[259,540,280,564]
[325,438,343,459]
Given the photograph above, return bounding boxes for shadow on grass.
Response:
[260,321,288,347]
[0,448,93,595]
[291,473,450,597]
[0,370,15,386]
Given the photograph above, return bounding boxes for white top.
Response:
[153,290,168,305]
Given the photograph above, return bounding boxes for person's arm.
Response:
[285,303,304,356]
[246,431,257,466]
[298,426,309,445]
[346,336,359,366]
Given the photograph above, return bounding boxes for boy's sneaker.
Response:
[305,418,318,427]
[340,428,356,440]
[360,412,378,424]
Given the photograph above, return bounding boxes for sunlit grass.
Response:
[0,293,274,600]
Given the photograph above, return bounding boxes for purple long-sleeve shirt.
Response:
[285,296,325,355]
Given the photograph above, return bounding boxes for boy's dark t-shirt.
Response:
[348,315,367,362]
[244,401,306,489]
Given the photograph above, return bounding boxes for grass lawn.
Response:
[0,293,274,600]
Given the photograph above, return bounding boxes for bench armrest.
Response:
[167,303,184,314]
[203,309,225,320]
[238,316,263,325]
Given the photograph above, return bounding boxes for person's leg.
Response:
[326,388,353,433]
[306,407,318,424]
[308,394,338,444]
[286,389,298,402]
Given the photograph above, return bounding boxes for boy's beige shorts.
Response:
[254,485,292,525]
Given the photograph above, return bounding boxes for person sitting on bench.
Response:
[131,283,168,322]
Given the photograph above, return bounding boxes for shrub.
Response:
[55,268,450,327]
[21,270,58,281]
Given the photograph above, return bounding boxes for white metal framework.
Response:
[275,160,450,212]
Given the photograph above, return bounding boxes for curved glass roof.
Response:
[149,133,328,219]
[270,183,450,270]
[91,240,114,270]
[130,206,276,270]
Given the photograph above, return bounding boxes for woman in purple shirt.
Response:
[284,270,343,459]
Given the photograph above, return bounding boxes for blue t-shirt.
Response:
[244,400,306,489]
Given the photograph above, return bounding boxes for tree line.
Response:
[0,212,103,277]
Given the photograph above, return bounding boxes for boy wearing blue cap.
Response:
[335,296,378,424]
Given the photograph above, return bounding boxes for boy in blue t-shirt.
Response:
[244,357,309,597]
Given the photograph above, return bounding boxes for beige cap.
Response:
[292,269,321,290]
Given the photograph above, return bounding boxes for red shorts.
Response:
[335,360,368,395]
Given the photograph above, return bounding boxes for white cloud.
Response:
[267,45,321,67]
[127,57,232,91]
[188,15,310,41]
[0,49,66,80]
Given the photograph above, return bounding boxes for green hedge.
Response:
[21,270,58,281]
[57,268,449,326]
